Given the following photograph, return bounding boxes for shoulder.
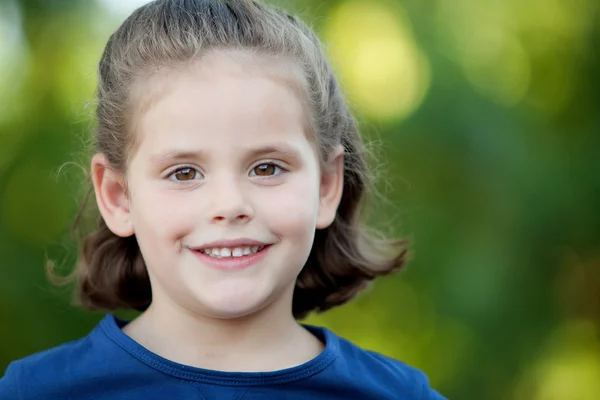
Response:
[337,335,432,395]
[9,316,116,377]
[314,326,446,399]
[0,334,93,400]
[15,329,95,365]
[0,316,126,400]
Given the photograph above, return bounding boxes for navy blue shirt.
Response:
[0,315,446,399]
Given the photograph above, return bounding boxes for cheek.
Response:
[259,176,320,232]
[129,185,196,246]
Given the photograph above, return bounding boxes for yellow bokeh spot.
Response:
[536,352,600,400]
[513,320,600,400]
[436,0,532,106]
[324,0,430,121]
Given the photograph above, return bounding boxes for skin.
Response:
[92,51,344,372]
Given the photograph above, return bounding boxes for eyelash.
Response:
[167,166,202,183]
[248,162,286,178]
[166,162,287,183]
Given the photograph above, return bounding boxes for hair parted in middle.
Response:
[72,0,409,320]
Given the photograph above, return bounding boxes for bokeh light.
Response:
[0,0,30,171]
[436,0,531,106]
[97,0,152,16]
[514,320,600,400]
[324,0,430,121]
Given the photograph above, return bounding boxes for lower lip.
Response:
[190,245,271,271]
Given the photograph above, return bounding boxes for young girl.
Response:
[1,0,445,398]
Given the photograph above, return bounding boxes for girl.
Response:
[0,0,446,398]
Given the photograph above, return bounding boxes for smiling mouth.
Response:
[198,245,267,258]
[190,244,271,271]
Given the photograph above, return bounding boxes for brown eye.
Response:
[173,167,199,181]
[251,163,280,177]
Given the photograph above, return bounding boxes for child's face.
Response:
[99,52,343,320]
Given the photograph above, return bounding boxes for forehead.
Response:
[136,50,307,102]
[129,50,314,159]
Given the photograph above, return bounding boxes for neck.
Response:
[122,288,323,372]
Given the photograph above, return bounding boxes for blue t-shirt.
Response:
[0,315,446,399]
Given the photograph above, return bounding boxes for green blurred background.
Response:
[1,0,599,398]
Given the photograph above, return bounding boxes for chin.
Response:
[196,290,273,320]
[201,303,266,320]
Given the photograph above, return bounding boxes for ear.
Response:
[91,153,134,237]
[316,145,345,229]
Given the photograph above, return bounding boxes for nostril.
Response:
[212,214,250,222]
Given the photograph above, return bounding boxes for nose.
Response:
[206,176,253,225]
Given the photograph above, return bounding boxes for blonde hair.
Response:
[72,0,408,319]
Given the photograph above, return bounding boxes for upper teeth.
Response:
[201,246,264,258]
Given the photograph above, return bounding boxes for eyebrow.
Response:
[149,142,302,166]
